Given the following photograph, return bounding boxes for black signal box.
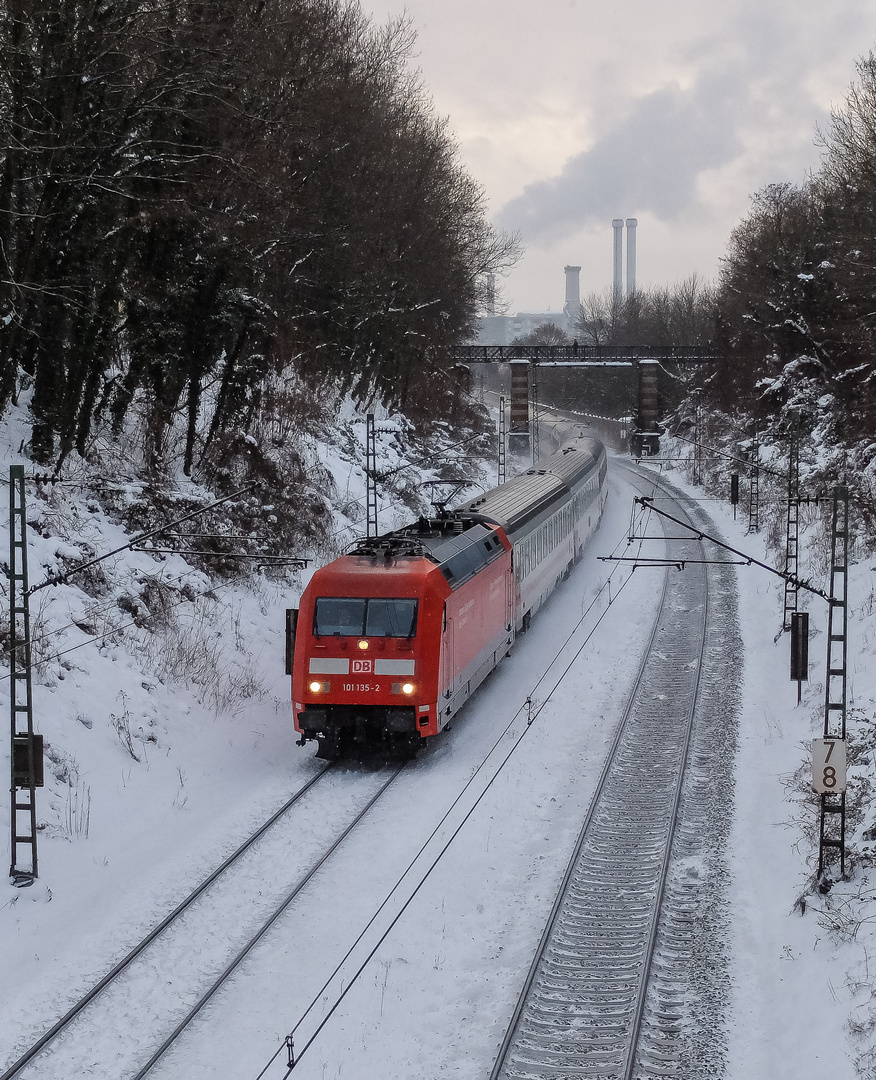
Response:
[13,734,44,788]
[790,612,809,682]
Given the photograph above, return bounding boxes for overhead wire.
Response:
[27,482,258,594]
[0,570,240,684]
[2,473,286,672]
[22,569,201,646]
[0,424,491,706]
[325,429,492,545]
[254,482,659,1078]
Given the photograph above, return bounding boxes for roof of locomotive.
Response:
[462,436,604,539]
[348,519,508,592]
[334,436,604,591]
[307,550,449,597]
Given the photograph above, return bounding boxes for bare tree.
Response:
[512,323,570,346]
[577,289,623,345]
[576,279,713,347]
[0,0,519,472]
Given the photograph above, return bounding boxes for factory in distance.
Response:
[473,218,637,346]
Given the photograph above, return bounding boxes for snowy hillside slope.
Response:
[0,394,492,1035]
[649,448,876,1079]
[4,397,876,1077]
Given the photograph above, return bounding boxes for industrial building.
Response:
[473,219,637,345]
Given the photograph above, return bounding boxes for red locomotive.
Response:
[288,436,607,758]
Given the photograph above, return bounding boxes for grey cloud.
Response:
[496,74,746,243]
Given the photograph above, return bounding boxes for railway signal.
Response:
[790,611,808,703]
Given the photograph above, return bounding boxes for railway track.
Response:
[491,467,740,1080]
[1,761,407,1080]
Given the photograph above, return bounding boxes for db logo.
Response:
[352,660,372,673]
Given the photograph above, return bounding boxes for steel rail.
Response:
[131,765,406,1080]
[636,495,831,600]
[619,474,711,1080]
[490,465,715,1080]
[0,762,341,1080]
[250,496,661,1078]
[488,491,674,1079]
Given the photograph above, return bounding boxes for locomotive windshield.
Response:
[314,597,418,638]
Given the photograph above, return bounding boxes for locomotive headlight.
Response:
[309,680,325,694]
[357,639,369,651]
[401,682,415,695]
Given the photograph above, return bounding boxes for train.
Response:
[287,435,608,758]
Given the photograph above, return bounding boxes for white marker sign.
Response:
[812,738,847,794]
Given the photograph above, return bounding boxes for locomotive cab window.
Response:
[366,598,418,637]
[314,597,418,638]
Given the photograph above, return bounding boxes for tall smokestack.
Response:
[626,218,637,297]
[612,219,624,305]
[563,264,581,329]
[485,273,496,317]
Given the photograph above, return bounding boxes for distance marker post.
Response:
[818,487,849,885]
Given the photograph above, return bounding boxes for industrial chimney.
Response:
[485,273,496,317]
[563,265,582,330]
[612,219,624,305]
[626,218,637,297]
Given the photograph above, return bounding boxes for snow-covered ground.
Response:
[1,415,875,1078]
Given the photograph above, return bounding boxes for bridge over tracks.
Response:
[453,344,717,456]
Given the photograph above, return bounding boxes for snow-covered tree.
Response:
[0,0,517,473]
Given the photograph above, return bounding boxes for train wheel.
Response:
[386,733,419,761]
[521,610,532,634]
[315,731,343,760]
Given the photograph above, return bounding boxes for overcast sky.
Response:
[359,0,876,314]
